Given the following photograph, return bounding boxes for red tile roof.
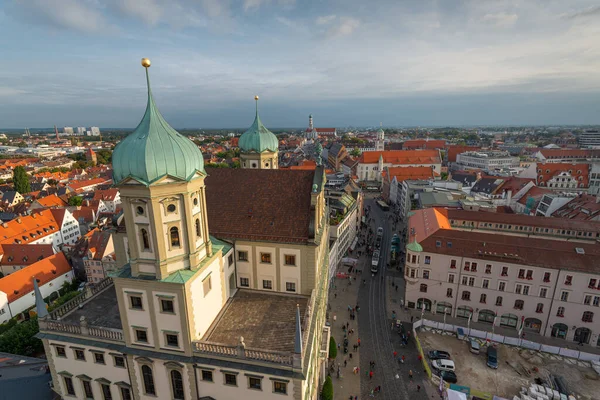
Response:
[539,149,600,159]
[420,229,600,273]
[68,178,112,192]
[407,208,451,243]
[385,166,436,182]
[402,139,446,150]
[0,252,71,302]
[34,194,68,208]
[205,168,314,243]
[358,150,441,164]
[0,210,60,245]
[552,194,600,221]
[536,162,589,187]
[0,244,54,266]
[517,186,553,206]
[92,188,119,202]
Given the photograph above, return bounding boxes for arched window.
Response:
[495,296,502,306]
[141,365,155,395]
[480,293,487,304]
[583,311,594,322]
[420,284,427,293]
[514,299,524,310]
[195,219,201,238]
[461,291,471,301]
[141,229,150,250]
[171,370,184,399]
[170,227,180,247]
[536,303,544,313]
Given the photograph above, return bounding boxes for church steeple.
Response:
[239,96,279,169]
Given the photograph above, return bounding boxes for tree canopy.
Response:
[12,166,30,194]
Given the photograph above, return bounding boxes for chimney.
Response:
[16,218,22,223]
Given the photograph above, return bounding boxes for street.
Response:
[356,195,431,399]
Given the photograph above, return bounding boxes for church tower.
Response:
[376,125,385,151]
[309,114,313,130]
[238,96,279,169]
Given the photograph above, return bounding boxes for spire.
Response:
[33,276,48,319]
[294,304,303,354]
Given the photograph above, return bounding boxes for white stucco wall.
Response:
[190,256,223,339]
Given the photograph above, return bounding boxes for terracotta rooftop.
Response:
[407,208,451,243]
[34,194,67,208]
[205,289,309,353]
[539,149,600,159]
[358,150,441,164]
[205,168,315,243]
[443,208,600,233]
[420,229,600,273]
[0,210,59,245]
[402,139,446,150]
[0,244,54,266]
[552,194,600,221]
[385,166,435,182]
[92,188,119,202]
[0,252,71,302]
[536,162,589,187]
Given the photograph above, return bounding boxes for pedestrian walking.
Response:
[402,355,405,363]
[344,360,347,367]
[334,293,337,299]
[357,338,361,347]
[393,351,397,359]
[369,371,373,380]
[417,385,421,392]
[409,370,413,379]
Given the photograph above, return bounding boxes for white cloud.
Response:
[482,12,519,27]
[325,16,360,37]
[316,14,336,25]
[14,0,108,33]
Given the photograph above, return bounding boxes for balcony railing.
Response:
[49,277,113,320]
[41,319,124,342]
[192,341,294,366]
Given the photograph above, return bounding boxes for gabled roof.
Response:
[0,252,71,302]
[536,162,589,187]
[205,168,314,243]
[72,207,95,224]
[517,186,552,206]
[552,194,600,220]
[92,188,119,202]
[470,177,505,194]
[67,178,112,192]
[538,149,600,159]
[49,209,67,227]
[359,150,440,165]
[0,210,60,245]
[402,139,446,150]
[1,191,21,204]
[86,230,113,260]
[34,194,67,208]
[0,244,54,266]
[386,166,435,183]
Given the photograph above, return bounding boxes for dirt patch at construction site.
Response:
[419,330,600,399]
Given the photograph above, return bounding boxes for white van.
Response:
[432,359,455,372]
[469,338,480,355]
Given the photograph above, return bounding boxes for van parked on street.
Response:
[486,346,498,369]
[432,359,456,372]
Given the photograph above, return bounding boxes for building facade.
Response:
[37,60,330,400]
[455,151,519,171]
[357,150,442,183]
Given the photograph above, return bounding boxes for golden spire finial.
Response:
[141,58,151,68]
[254,95,259,101]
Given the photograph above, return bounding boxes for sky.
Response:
[1,0,600,128]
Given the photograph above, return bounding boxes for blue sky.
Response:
[1,0,600,128]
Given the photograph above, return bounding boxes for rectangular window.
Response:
[590,279,598,288]
[446,288,453,298]
[565,275,573,285]
[130,296,143,310]
[274,381,287,394]
[94,352,105,364]
[464,261,470,271]
[468,277,475,287]
[74,349,85,361]
[448,274,455,284]
[224,373,237,386]
[485,264,492,274]
[450,259,456,269]
[482,279,489,289]
[238,251,248,261]
[248,377,262,390]
[501,267,508,276]
[101,384,112,400]
[263,280,273,290]
[55,346,66,358]
[594,297,600,307]
[260,253,272,263]
[561,291,569,302]
[515,284,522,295]
[584,295,592,305]
[203,276,212,296]
[424,256,431,265]
[523,285,530,296]
[160,299,174,313]
[82,379,93,399]
[539,288,548,298]
[496,296,503,306]
[228,254,234,266]
[526,270,533,279]
[284,255,296,266]
[422,270,430,280]
[498,281,506,292]
[114,356,125,368]
[480,293,487,303]
[518,269,525,279]
[471,262,477,272]
[64,376,75,396]
[166,333,179,347]
[286,282,296,292]
[543,272,551,282]
[462,276,467,285]
[135,329,148,343]
[461,291,471,301]
[240,277,249,287]
[201,370,213,382]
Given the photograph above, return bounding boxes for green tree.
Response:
[321,376,333,400]
[350,148,361,157]
[328,336,337,359]
[0,317,43,356]
[68,196,83,206]
[441,172,448,181]
[12,166,30,194]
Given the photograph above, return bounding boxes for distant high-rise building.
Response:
[579,130,600,149]
[76,127,86,135]
[90,126,101,136]
[63,127,74,135]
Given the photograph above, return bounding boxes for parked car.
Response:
[431,359,455,372]
[438,370,458,384]
[77,282,87,292]
[486,346,498,369]
[428,350,451,360]
[469,338,480,354]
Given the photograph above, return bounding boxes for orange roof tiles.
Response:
[0,210,60,245]
[0,252,71,302]
[359,150,441,165]
[386,166,435,182]
[407,208,451,243]
[34,194,68,208]
[536,162,589,187]
[0,244,54,266]
[402,139,446,150]
[552,194,600,221]
[68,177,112,192]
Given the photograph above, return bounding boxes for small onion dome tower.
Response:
[111,58,212,280]
[238,96,279,169]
